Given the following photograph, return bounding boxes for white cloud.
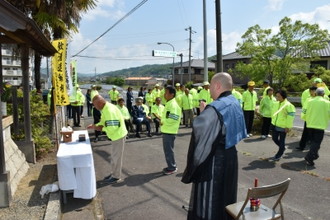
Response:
[289,4,330,30]
[266,0,285,11]
[82,0,125,21]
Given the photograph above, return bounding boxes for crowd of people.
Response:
[66,73,329,219]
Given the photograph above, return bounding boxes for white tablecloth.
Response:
[57,130,96,199]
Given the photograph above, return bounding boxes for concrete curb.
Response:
[44,191,61,220]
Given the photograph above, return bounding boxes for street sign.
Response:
[152,50,177,58]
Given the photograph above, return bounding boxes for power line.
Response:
[75,55,166,61]
[72,0,149,57]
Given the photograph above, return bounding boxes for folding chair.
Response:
[226,178,291,220]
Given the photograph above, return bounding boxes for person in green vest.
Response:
[242,81,258,137]
[161,85,182,175]
[199,81,212,104]
[297,86,317,150]
[71,85,84,127]
[78,87,85,118]
[87,95,127,184]
[189,86,198,115]
[262,80,270,98]
[259,87,276,139]
[117,98,134,136]
[108,86,120,104]
[145,89,154,110]
[269,89,295,161]
[232,88,243,108]
[302,88,330,166]
[151,84,161,103]
[160,84,167,105]
[181,88,194,128]
[151,97,165,134]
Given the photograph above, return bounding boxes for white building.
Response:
[1,44,33,86]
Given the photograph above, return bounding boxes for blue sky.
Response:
[63,0,330,74]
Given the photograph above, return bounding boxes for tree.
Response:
[236,17,330,89]
[7,0,97,92]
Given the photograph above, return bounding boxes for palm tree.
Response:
[6,0,97,92]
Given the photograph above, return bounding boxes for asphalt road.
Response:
[89,120,330,220]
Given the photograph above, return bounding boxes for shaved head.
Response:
[92,95,106,110]
[210,72,233,99]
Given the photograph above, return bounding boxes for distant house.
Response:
[125,77,153,86]
[173,59,215,84]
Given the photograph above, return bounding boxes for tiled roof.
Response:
[222,52,251,60]
[125,77,153,80]
[174,59,215,68]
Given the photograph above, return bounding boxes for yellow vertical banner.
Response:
[51,39,70,106]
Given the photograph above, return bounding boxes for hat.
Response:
[313,78,322,83]
[247,81,255,86]
[135,97,143,102]
[203,81,210,86]
[316,87,325,96]
[113,86,117,89]
[175,83,180,87]
[263,80,270,84]
[198,86,203,90]
[155,83,159,87]
[91,85,96,88]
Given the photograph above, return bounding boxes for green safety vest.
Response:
[260,95,276,118]
[302,96,330,130]
[242,90,258,111]
[151,89,161,102]
[117,105,131,120]
[108,90,119,101]
[151,104,165,119]
[199,89,212,104]
[97,102,127,141]
[232,89,243,107]
[145,93,154,106]
[161,98,181,134]
[181,94,193,110]
[189,88,199,108]
[271,99,295,129]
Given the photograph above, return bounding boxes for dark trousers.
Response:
[67,104,72,118]
[133,118,151,135]
[72,105,80,126]
[124,119,134,133]
[80,106,84,116]
[93,107,101,138]
[153,118,160,133]
[261,117,271,136]
[243,110,254,134]
[305,128,324,162]
[299,122,310,149]
[272,128,287,158]
[87,102,92,116]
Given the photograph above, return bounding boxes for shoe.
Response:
[268,156,281,162]
[147,133,152,137]
[249,133,253,137]
[94,137,99,142]
[267,134,272,138]
[103,174,112,180]
[305,157,315,166]
[104,176,120,184]
[135,134,141,138]
[261,135,266,139]
[246,134,250,138]
[81,115,84,118]
[162,168,178,175]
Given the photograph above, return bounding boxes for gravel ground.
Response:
[0,150,57,220]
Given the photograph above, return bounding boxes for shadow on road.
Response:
[281,160,315,172]
[242,159,276,170]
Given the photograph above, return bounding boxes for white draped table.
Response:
[57,130,96,200]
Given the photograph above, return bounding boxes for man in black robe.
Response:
[182,72,247,220]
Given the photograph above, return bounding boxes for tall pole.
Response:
[186,27,193,82]
[215,0,223,72]
[203,0,208,82]
[157,42,175,86]
[179,54,183,84]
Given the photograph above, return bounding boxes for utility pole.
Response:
[178,53,183,85]
[203,0,208,83]
[185,26,196,82]
[215,0,223,72]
